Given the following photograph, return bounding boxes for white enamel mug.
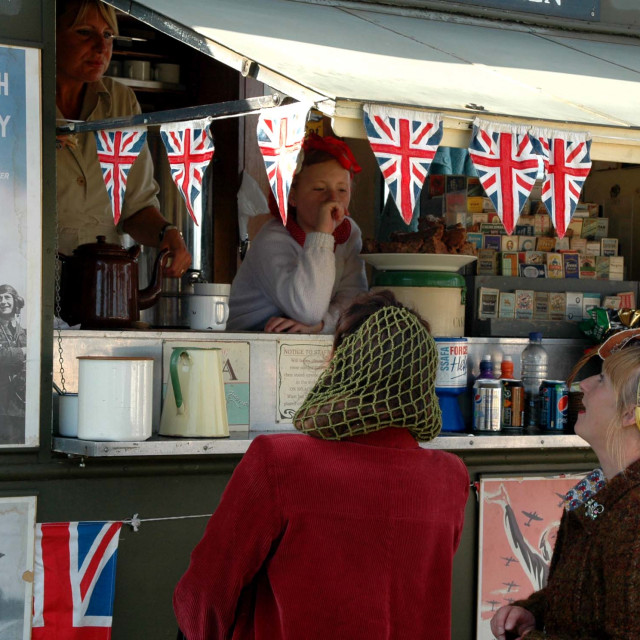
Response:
[124,60,151,81]
[77,357,153,441]
[188,283,230,331]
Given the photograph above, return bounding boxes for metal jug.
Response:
[159,347,229,438]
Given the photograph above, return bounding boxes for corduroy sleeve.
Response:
[173,437,284,640]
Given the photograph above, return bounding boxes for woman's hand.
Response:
[490,605,536,640]
[314,201,347,234]
[264,316,324,334]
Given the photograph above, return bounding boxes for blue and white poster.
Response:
[0,44,41,447]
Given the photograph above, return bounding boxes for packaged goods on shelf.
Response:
[563,253,580,278]
[596,218,609,238]
[586,241,601,256]
[582,292,601,318]
[567,218,583,237]
[525,250,546,265]
[501,236,518,252]
[534,291,550,320]
[609,256,624,281]
[618,291,636,308]
[601,238,619,256]
[550,292,566,320]
[566,292,584,320]
[519,236,536,251]
[534,213,551,235]
[596,256,610,280]
[478,287,500,319]
[547,253,564,278]
[555,237,571,251]
[581,218,599,238]
[536,236,556,252]
[480,222,505,235]
[483,234,502,251]
[515,290,534,319]
[467,232,483,250]
[579,255,597,279]
[570,237,587,253]
[602,295,621,310]
[519,264,547,278]
[499,292,516,318]
[501,252,519,276]
[477,249,498,275]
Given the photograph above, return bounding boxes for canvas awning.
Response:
[111,0,640,162]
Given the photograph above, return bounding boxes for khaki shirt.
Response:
[56,77,160,255]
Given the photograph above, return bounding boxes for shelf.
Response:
[52,432,589,458]
[105,76,185,92]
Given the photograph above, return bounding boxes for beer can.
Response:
[473,379,503,432]
[501,379,525,430]
[539,380,569,431]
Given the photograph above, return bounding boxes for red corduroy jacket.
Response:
[174,428,469,640]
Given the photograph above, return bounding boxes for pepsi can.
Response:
[473,379,502,432]
[539,380,569,431]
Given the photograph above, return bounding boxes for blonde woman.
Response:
[491,328,640,640]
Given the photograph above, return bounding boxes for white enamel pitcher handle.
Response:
[169,349,191,415]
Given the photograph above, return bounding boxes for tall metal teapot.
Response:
[58,236,170,329]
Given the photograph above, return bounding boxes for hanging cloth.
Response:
[94,127,147,225]
[468,118,539,235]
[363,104,443,224]
[530,128,592,239]
[257,101,312,224]
[160,117,215,226]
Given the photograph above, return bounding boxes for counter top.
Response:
[53,432,589,458]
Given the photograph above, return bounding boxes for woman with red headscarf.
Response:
[227,134,368,334]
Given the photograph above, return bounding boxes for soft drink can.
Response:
[473,379,502,432]
[501,379,525,430]
[539,380,569,431]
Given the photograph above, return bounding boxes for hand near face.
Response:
[490,605,536,640]
[314,200,347,234]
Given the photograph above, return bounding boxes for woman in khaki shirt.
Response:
[56,0,191,277]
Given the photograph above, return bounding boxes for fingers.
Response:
[264,317,295,333]
[490,606,536,640]
[160,236,192,278]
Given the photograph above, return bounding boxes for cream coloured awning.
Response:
[112,0,640,161]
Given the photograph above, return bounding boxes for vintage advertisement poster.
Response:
[0,495,37,639]
[476,473,585,640]
[0,45,41,447]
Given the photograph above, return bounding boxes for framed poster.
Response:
[0,44,41,447]
[476,473,585,639]
[0,494,37,639]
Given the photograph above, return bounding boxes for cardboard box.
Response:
[567,218,583,238]
[467,232,484,250]
[467,197,484,213]
[595,218,609,239]
[519,264,547,278]
[501,252,520,277]
[471,213,489,227]
[585,241,601,257]
[555,237,571,251]
[524,250,546,265]
[602,295,621,310]
[536,236,556,252]
[549,292,566,321]
[579,255,597,279]
[609,256,624,281]
[477,249,498,275]
[480,222,506,235]
[501,236,519,252]
[515,290,534,319]
[566,292,584,321]
[533,291,549,320]
[484,234,502,251]
[546,253,564,278]
[618,290,636,308]
[534,213,551,236]
[570,237,587,254]
[478,287,500,319]
[600,238,619,257]
[519,236,537,251]
[596,256,610,280]
[563,252,580,279]
[581,218,599,239]
[482,196,495,212]
[499,292,516,319]
[583,292,601,319]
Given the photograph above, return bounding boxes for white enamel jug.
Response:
[159,347,229,438]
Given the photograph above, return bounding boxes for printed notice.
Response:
[276,342,332,423]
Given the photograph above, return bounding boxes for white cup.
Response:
[58,393,79,437]
[77,357,153,441]
[188,284,230,331]
[154,63,180,84]
[124,60,152,81]
[106,60,122,77]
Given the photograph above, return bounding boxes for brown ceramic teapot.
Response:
[58,236,170,329]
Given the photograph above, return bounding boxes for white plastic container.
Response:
[77,357,153,441]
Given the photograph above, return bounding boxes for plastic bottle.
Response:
[500,355,514,379]
[478,354,495,379]
[521,332,549,427]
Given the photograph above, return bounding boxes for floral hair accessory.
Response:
[301,133,362,176]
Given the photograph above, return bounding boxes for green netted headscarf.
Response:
[293,305,442,441]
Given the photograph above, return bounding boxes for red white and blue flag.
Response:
[468,119,540,235]
[257,102,311,224]
[363,104,443,224]
[530,131,592,238]
[32,521,123,639]
[94,128,147,226]
[160,118,215,226]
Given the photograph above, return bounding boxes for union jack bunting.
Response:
[160,118,215,226]
[94,128,147,225]
[363,104,443,224]
[468,119,539,235]
[530,131,592,239]
[32,521,123,639]
[257,102,311,224]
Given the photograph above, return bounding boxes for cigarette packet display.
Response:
[567,218,583,238]
[546,253,564,278]
[478,287,500,319]
[524,250,546,265]
[570,237,587,254]
[600,238,618,257]
[609,256,624,281]
[499,292,516,319]
[595,218,609,238]
[518,236,536,251]
[579,255,597,279]
[555,237,570,251]
[533,291,549,320]
[618,291,636,308]
[477,249,498,275]
[596,256,610,280]
[602,296,621,310]
[515,290,534,319]
[581,218,599,238]
[501,252,519,277]
[483,234,502,251]
[549,292,566,321]
[536,236,556,252]
[566,292,584,321]
[585,241,601,256]
[563,252,580,278]
[501,236,519,252]
[467,232,484,250]
[583,292,601,319]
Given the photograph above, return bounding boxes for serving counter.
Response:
[52,329,593,458]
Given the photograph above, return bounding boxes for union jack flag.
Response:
[532,133,592,239]
[363,104,443,224]
[32,521,122,639]
[257,102,311,224]
[160,118,215,226]
[94,128,147,225]
[468,120,539,235]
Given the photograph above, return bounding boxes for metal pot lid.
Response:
[72,235,132,257]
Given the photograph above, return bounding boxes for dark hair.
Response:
[333,289,430,352]
[0,284,25,313]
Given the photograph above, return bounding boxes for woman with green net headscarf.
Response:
[174,290,469,640]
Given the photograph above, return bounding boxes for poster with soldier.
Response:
[0,44,41,446]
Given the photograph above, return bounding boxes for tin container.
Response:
[501,378,525,431]
[473,378,502,432]
[539,380,569,431]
